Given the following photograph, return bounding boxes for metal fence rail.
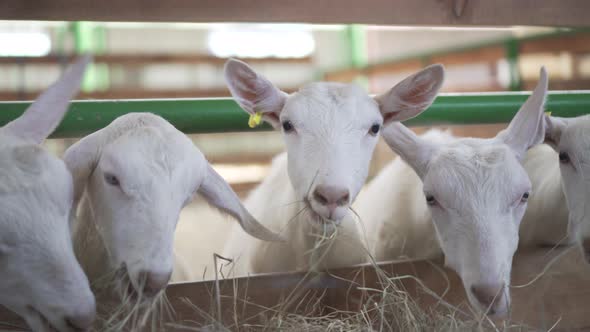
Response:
[1,91,589,138]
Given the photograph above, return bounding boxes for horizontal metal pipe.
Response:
[0,91,588,138]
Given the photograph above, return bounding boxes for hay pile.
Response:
[94,219,544,332]
[170,264,533,332]
[90,267,175,332]
[165,244,534,332]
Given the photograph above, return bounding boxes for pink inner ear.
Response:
[544,129,559,147]
[232,74,281,115]
[235,78,262,103]
[264,112,280,124]
[383,111,399,124]
[401,77,436,104]
[543,116,557,146]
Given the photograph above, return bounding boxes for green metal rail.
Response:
[1,91,589,138]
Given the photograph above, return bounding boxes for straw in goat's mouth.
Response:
[301,198,342,228]
[90,265,175,332]
[27,306,58,332]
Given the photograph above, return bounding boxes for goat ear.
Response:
[381,122,437,178]
[63,131,102,211]
[3,55,91,143]
[374,64,444,125]
[544,115,569,151]
[224,58,288,128]
[497,67,548,160]
[198,163,284,242]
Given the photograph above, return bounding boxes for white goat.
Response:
[221,59,445,275]
[520,114,590,259]
[357,68,548,317]
[0,57,96,332]
[64,111,281,303]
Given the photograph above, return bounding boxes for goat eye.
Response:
[282,120,294,133]
[369,124,381,136]
[521,192,530,203]
[425,194,437,206]
[104,173,120,186]
[559,152,570,164]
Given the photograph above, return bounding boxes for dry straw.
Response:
[1,209,564,331]
[165,209,541,332]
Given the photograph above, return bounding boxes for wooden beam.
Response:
[0,54,313,66]
[323,60,422,82]
[1,0,589,27]
[366,59,423,76]
[0,89,231,101]
[323,68,363,83]
[324,31,590,85]
[0,87,299,101]
[1,247,588,330]
[519,33,590,54]
[428,45,505,66]
[522,79,590,91]
[441,82,505,93]
[159,248,590,329]
[325,46,505,83]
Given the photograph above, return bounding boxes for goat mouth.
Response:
[303,199,341,227]
[114,266,161,303]
[486,308,508,319]
[113,266,141,302]
[118,275,147,302]
[478,302,508,319]
[28,306,60,332]
[123,282,162,301]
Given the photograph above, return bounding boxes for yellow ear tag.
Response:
[248,112,263,128]
[545,111,552,116]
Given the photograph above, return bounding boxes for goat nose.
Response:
[140,270,172,297]
[312,186,350,207]
[470,283,506,315]
[65,310,95,331]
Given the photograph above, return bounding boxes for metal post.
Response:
[345,24,368,87]
[505,38,522,91]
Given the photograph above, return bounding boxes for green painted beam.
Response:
[404,91,590,127]
[0,91,589,138]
